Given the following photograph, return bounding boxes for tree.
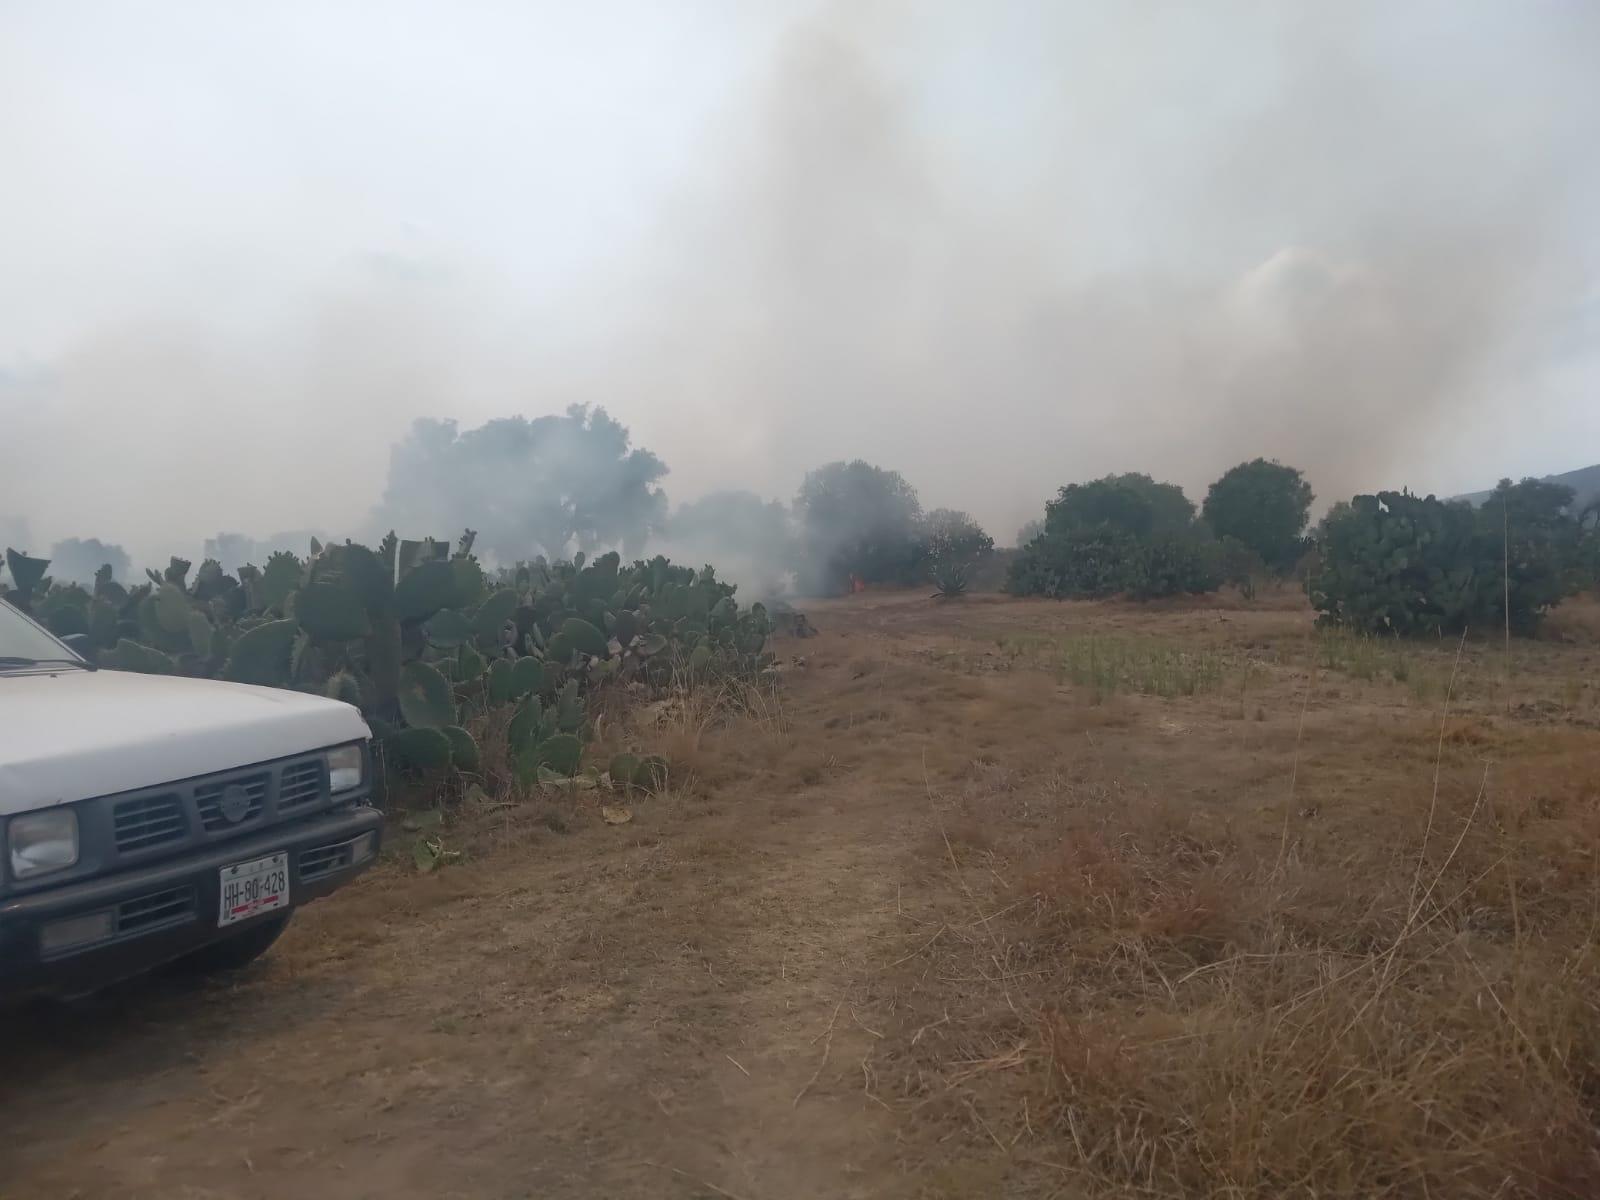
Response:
[1045,473,1196,538]
[1015,518,1045,548]
[1216,536,1266,600]
[794,460,922,593]
[1313,500,1353,544]
[1202,459,1313,573]
[1008,473,1218,600]
[922,509,993,564]
[47,538,131,586]
[922,509,994,597]
[373,405,667,565]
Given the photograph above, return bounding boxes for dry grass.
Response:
[366,593,1600,1199]
[844,597,1600,1199]
[14,590,1600,1200]
[885,804,1600,1193]
[371,667,797,879]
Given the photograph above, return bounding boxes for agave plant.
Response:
[929,559,970,599]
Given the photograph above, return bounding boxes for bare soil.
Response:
[5,590,1600,1199]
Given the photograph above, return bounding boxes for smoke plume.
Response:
[2,1,1597,570]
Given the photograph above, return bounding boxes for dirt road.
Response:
[3,594,1006,1200]
[7,591,1599,1199]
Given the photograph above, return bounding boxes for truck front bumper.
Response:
[0,804,382,1000]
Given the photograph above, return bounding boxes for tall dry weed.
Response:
[877,705,1600,1196]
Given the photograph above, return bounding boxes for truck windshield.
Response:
[0,599,83,667]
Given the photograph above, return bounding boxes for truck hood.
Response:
[0,668,370,812]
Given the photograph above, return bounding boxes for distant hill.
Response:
[1455,463,1600,513]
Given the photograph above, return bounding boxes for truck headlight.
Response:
[324,743,365,793]
[9,808,79,880]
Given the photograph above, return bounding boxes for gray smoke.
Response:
[370,406,668,565]
[569,2,1600,545]
[654,490,796,597]
[2,1,1597,568]
[43,538,131,586]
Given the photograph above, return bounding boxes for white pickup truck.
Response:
[0,597,383,999]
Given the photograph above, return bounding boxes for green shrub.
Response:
[1125,534,1224,599]
[1202,459,1313,572]
[1014,518,1045,548]
[1216,536,1267,600]
[1005,528,1219,600]
[1310,480,1585,635]
[793,460,925,592]
[1005,474,1218,600]
[1045,474,1196,538]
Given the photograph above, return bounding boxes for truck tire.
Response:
[174,912,293,975]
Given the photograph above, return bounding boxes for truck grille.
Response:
[112,794,187,852]
[117,885,196,934]
[298,840,355,883]
[278,760,325,809]
[195,773,268,831]
[100,753,338,862]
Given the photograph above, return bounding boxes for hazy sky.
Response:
[3,0,1598,564]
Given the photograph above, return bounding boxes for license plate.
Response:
[218,852,290,926]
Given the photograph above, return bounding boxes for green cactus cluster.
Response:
[3,531,770,792]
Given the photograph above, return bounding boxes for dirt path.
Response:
[1,602,952,1200]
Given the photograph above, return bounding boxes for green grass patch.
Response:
[1001,634,1228,702]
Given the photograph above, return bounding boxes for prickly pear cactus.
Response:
[383,727,453,772]
[423,607,472,648]
[486,657,514,705]
[509,655,545,699]
[457,642,485,682]
[633,755,669,794]
[222,619,298,686]
[11,534,775,802]
[441,725,480,771]
[325,670,364,708]
[508,696,543,756]
[609,753,640,792]
[3,548,50,609]
[104,639,177,675]
[256,552,303,613]
[473,589,519,640]
[514,732,583,784]
[296,583,372,641]
[397,661,454,728]
[394,559,456,622]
